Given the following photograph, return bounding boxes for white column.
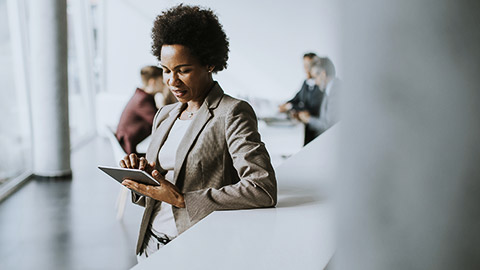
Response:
[29,0,71,177]
[337,1,480,269]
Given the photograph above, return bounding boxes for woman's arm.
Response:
[183,101,277,223]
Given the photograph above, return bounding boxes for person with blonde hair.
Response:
[116,66,176,154]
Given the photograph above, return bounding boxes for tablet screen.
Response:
[98,166,160,186]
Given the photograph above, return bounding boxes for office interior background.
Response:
[1,0,480,269]
[0,0,340,187]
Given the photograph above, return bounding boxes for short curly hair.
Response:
[151,4,230,73]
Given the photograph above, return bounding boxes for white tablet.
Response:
[98,165,160,186]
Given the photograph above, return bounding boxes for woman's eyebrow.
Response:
[160,63,193,69]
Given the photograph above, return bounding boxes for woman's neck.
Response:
[185,80,215,111]
[186,101,202,112]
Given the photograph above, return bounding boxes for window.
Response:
[0,0,32,195]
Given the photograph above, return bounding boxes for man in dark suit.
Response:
[279,53,323,145]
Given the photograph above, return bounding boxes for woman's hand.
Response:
[119,153,155,174]
[122,170,185,208]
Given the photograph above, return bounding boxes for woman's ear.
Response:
[207,65,215,73]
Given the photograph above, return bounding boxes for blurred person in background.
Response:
[279,52,323,145]
[297,57,340,137]
[116,66,176,155]
[154,71,177,109]
[119,4,277,261]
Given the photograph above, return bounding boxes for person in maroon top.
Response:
[116,66,176,154]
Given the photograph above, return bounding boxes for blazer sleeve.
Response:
[131,192,146,207]
[182,101,277,222]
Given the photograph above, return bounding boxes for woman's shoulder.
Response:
[218,94,253,112]
[219,93,243,105]
[214,94,257,123]
[207,83,255,117]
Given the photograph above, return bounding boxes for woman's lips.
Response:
[172,89,187,98]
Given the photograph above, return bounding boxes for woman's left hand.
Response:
[122,170,185,208]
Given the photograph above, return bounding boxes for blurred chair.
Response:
[105,125,129,220]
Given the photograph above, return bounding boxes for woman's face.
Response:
[160,44,213,104]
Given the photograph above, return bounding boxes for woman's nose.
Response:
[168,72,180,86]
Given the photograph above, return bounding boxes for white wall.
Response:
[103,0,341,102]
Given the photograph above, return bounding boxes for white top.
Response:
[151,118,192,238]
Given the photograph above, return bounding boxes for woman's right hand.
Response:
[119,153,155,174]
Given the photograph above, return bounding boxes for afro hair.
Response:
[151,4,230,73]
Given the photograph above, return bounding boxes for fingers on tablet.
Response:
[139,157,146,170]
[130,154,138,168]
[123,155,132,168]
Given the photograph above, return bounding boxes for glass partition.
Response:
[1,0,100,199]
[0,0,32,194]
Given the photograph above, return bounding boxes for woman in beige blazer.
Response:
[120,4,277,258]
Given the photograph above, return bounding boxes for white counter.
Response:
[131,125,338,270]
[258,119,304,167]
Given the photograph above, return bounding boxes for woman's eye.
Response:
[179,69,191,74]
[163,69,171,73]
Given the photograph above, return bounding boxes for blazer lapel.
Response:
[146,103,183,170]
[143,103,188,215]
[173,102,212,184]
[173,83,224,184]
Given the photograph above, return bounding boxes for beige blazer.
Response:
[132,83,277,254]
